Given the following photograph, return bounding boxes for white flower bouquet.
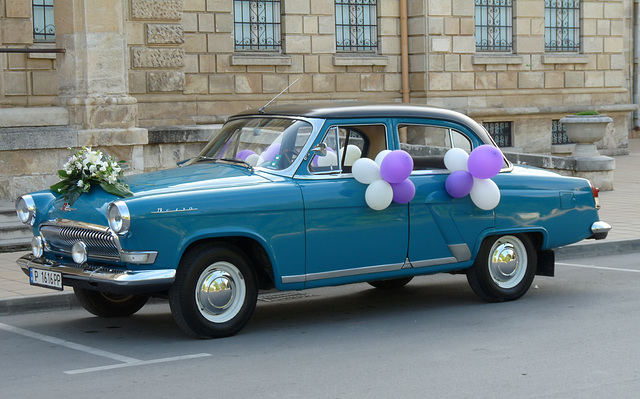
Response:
[50,147,132,205]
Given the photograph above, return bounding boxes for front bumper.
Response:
[18,254,175,295]
[589,221,612,240]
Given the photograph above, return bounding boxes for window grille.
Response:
[551,120,573,144]
[475,0,513,52]
[234,0,281,51]
[483,122,512,148]
[33,0,55,43]
[335,0,378,52]
[545,0,580,52]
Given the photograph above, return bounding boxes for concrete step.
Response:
[0,207,19,224]
[0,222,33,241]
[0,237,30,253]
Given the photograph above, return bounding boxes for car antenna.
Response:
[259,77,300,114]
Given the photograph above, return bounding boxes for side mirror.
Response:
[311,142,327,157]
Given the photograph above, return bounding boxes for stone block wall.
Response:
[0,0,58,107]
[128,0,404,126]
[415,0,633,154]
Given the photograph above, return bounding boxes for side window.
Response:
[310,124,387,174]
[399,124,472,170]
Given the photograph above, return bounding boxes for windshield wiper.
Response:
[216,158,254,172]
[193,156,217,163]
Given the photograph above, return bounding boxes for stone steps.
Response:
[0,204,31,253]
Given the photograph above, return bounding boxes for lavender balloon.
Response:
[391,179,416,204]
[445,170,474,198]
[380,150,414,184]
[236,149,256,161]
[467,145,503,179]
[260,143,281,162]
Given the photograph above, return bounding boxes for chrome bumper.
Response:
[590,221,611,240]
[18,254,175,294]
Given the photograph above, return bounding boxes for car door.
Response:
[397,119,495,268]
[295,121,410,287]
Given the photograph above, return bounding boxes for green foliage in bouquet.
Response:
[50,147,133,205]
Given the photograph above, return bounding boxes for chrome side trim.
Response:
[281,255,461,284]
[448,244,472,262]
[17,254,174,287]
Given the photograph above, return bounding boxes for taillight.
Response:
[589,181,600,209]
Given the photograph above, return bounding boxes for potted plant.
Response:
[559,111,612,157]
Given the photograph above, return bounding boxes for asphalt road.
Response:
[2,252,640,399]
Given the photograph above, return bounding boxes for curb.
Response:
[1,239,639,316]
[0,292,79,316]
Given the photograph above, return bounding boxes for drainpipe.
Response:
[635,0,639,127]
[400,0,410,104]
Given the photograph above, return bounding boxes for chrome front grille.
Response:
[40,221,121,261]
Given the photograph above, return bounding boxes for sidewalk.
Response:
[2,139,639,314]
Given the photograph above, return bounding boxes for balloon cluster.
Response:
[352,150,416,210]
[444,145,502,210]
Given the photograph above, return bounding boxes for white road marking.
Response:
[64,353,212,375]
[0,322,212,374]
[557,262,640,273]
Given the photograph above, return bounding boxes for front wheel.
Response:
[73,288,149,317]
[466,234,537,302]
[169,244,258,339]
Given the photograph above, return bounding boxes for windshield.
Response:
[199,117,313,170]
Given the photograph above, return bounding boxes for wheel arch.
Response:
[180,236,276,290]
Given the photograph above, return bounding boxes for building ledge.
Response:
[0,107,69,128]
[231,54,292,66]
[333,54,388,66]
[472,54,523,65]
[542,54,590,64]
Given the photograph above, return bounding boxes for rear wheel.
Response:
[169,244,258,339]
[466,234,537,302]
[73,288,149,317]
[367,277,413,289]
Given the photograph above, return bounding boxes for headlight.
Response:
[107,201,130,235]
[31,236,44,258]
[16,195,36,225]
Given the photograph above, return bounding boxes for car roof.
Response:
[233,102,492,142]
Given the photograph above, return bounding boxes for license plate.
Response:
[29,268,63,291]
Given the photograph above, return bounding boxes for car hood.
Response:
[45,163,274,225]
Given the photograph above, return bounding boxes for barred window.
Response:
[551,120,573,145]
[475,0,513,52]
[234,0,281,51]
[483,122,512,148]
[335,0,378,52]
[33,0,55,43]
[545,0,580,52]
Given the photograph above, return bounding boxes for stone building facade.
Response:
[0,0,638,201]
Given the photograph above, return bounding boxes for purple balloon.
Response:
[236,149,256,161]
[260,143,281,162]
[445,170,474,198]
[467,145,503,179]
[391,179,416,204]
[380,150,414,184]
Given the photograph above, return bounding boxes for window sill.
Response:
[472,54,523,65]
[231,54,292,66]
[542,54,589,64]
[333,54,388,66]
[28,43,57,59]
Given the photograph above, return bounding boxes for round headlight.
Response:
[16,195,36,225]
[108,201,130,235]
[31,236,43,258]
[72,241,88,264]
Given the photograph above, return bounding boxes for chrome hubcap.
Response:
[196,262,246,323]
[488,236,527,289]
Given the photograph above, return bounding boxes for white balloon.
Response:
[470,178,501,210]
[365,179,394,211]
[375,150,392,166]
[444,148,469,172]
[246,153,260,166]
[341,145,362,166]
[352,158,381,184]
[316,150,338,167]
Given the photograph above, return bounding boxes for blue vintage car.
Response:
[16,103,610,338]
